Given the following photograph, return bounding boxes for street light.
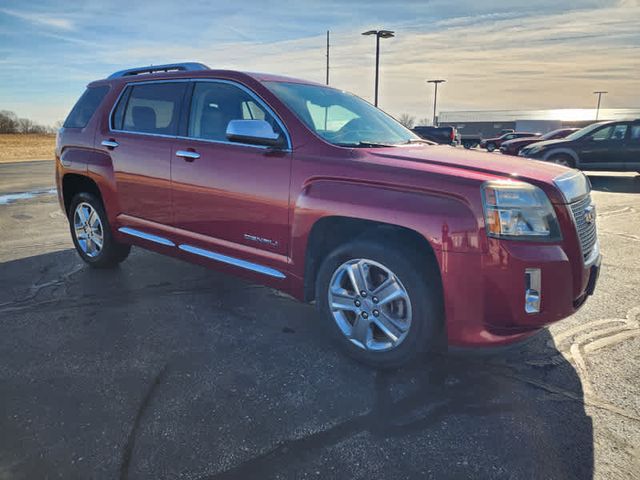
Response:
[361,29,395,107]
[593,91,607,121]
[427,79,446,126]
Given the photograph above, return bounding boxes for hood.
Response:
[501,136,538,147]
[360,144,571,202]
[521,138,570,150]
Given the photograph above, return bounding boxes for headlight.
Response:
[525,145,544,156]
[481,180,561,240]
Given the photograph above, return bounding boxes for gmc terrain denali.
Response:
[56,63,601,367]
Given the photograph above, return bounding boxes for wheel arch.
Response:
[61,173,103,214]
[302,216,442,303]
[542,148,579,166]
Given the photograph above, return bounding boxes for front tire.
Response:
[315,237,444,369]
[486,142,496,152]
[68,192,131,268]
[548,154,574,168]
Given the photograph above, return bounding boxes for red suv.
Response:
[56,63,601,367]
[480,132,540,152]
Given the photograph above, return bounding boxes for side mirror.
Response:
[226,120,284,148]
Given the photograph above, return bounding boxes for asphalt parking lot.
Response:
[0,160,639,479]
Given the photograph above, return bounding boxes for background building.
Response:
[437,108,640,138]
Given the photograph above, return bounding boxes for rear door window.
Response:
[64,86,110,128]
[115,82,187,135]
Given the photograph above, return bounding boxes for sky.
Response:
[0,0,639,126]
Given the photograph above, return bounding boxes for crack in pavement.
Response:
[119,364,169,480]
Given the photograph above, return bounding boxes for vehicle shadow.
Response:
[0,248,594,479]
[587,173,640,194]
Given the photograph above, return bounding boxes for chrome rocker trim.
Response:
[178,244,286,279]
[118,227,175,247]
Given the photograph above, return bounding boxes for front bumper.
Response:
[440,240,601,348]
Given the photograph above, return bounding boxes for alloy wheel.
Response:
[73,202,104,258]
[328,258,412,352]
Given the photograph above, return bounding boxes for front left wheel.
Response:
[68,192,131,268]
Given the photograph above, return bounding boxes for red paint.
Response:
[56,69,600,349]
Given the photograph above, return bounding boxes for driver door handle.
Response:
[176,150,200,161]
[101,139,119,149]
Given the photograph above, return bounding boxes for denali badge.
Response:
[244,234,279,248]
[584,205,596,224]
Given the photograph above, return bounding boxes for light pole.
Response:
[593,91,607,121]
[361,29,395,107]
[427,79,446,126]
[326,30,330,85]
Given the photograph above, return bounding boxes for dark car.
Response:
[55,62,600,368]
[500,128,579,156]
[519,120,640,172]
[412,125,457,145]
[480,132,540,152]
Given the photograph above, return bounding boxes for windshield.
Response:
[540,129,566,140]
[265,81,420,147]
[564,122,608,141]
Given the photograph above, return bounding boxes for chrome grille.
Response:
[569,194,597,262]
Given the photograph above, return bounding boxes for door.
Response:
[171,80,291,257]
[102,81,187,224]
[578,123,627,170]
[625,124,640,171]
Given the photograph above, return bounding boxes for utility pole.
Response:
[427,79,446,126]
[361,29,395,107]
[326,30,330,85]
[593,91,607,121]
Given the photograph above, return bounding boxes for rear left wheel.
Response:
[68,192,131,268]
[315,237,444,369]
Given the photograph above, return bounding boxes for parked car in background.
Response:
[412,125,457,145]
[519,120,640,172]
[480,132,540,152]
[56,62,601,368]
[500,128,579,156]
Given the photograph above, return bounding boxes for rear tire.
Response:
[68,192,131,268]
[315,236,444,369]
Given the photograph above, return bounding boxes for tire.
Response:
[315,236,444,369]
[68,192,131,268]
[486,143,496,152]
[548,154,575,168]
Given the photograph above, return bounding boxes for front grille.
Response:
[569,194,597,262]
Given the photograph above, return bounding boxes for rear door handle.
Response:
[176,150,200,161]
[101,139,119,149]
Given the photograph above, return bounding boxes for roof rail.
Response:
[108,62,210,79]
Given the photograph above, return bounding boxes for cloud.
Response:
[0,8,75,30]
[0,0,638,125]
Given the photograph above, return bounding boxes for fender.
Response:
[542,147,579,165]
[59,147,122,226]
[85,149,122,226]
[289,178,482,279]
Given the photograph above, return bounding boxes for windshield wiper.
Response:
[335,141,397,148]
[404,138,435,145]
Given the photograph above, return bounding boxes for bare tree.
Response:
[0,110,18,133]
[417,117,432,127]
[397,113,415,129]
[16,117,36,134]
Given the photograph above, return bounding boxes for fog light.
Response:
[525,268,541,314]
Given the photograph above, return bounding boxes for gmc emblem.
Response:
[584,205,596,224]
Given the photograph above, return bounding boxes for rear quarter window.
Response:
[63,86,110,128]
